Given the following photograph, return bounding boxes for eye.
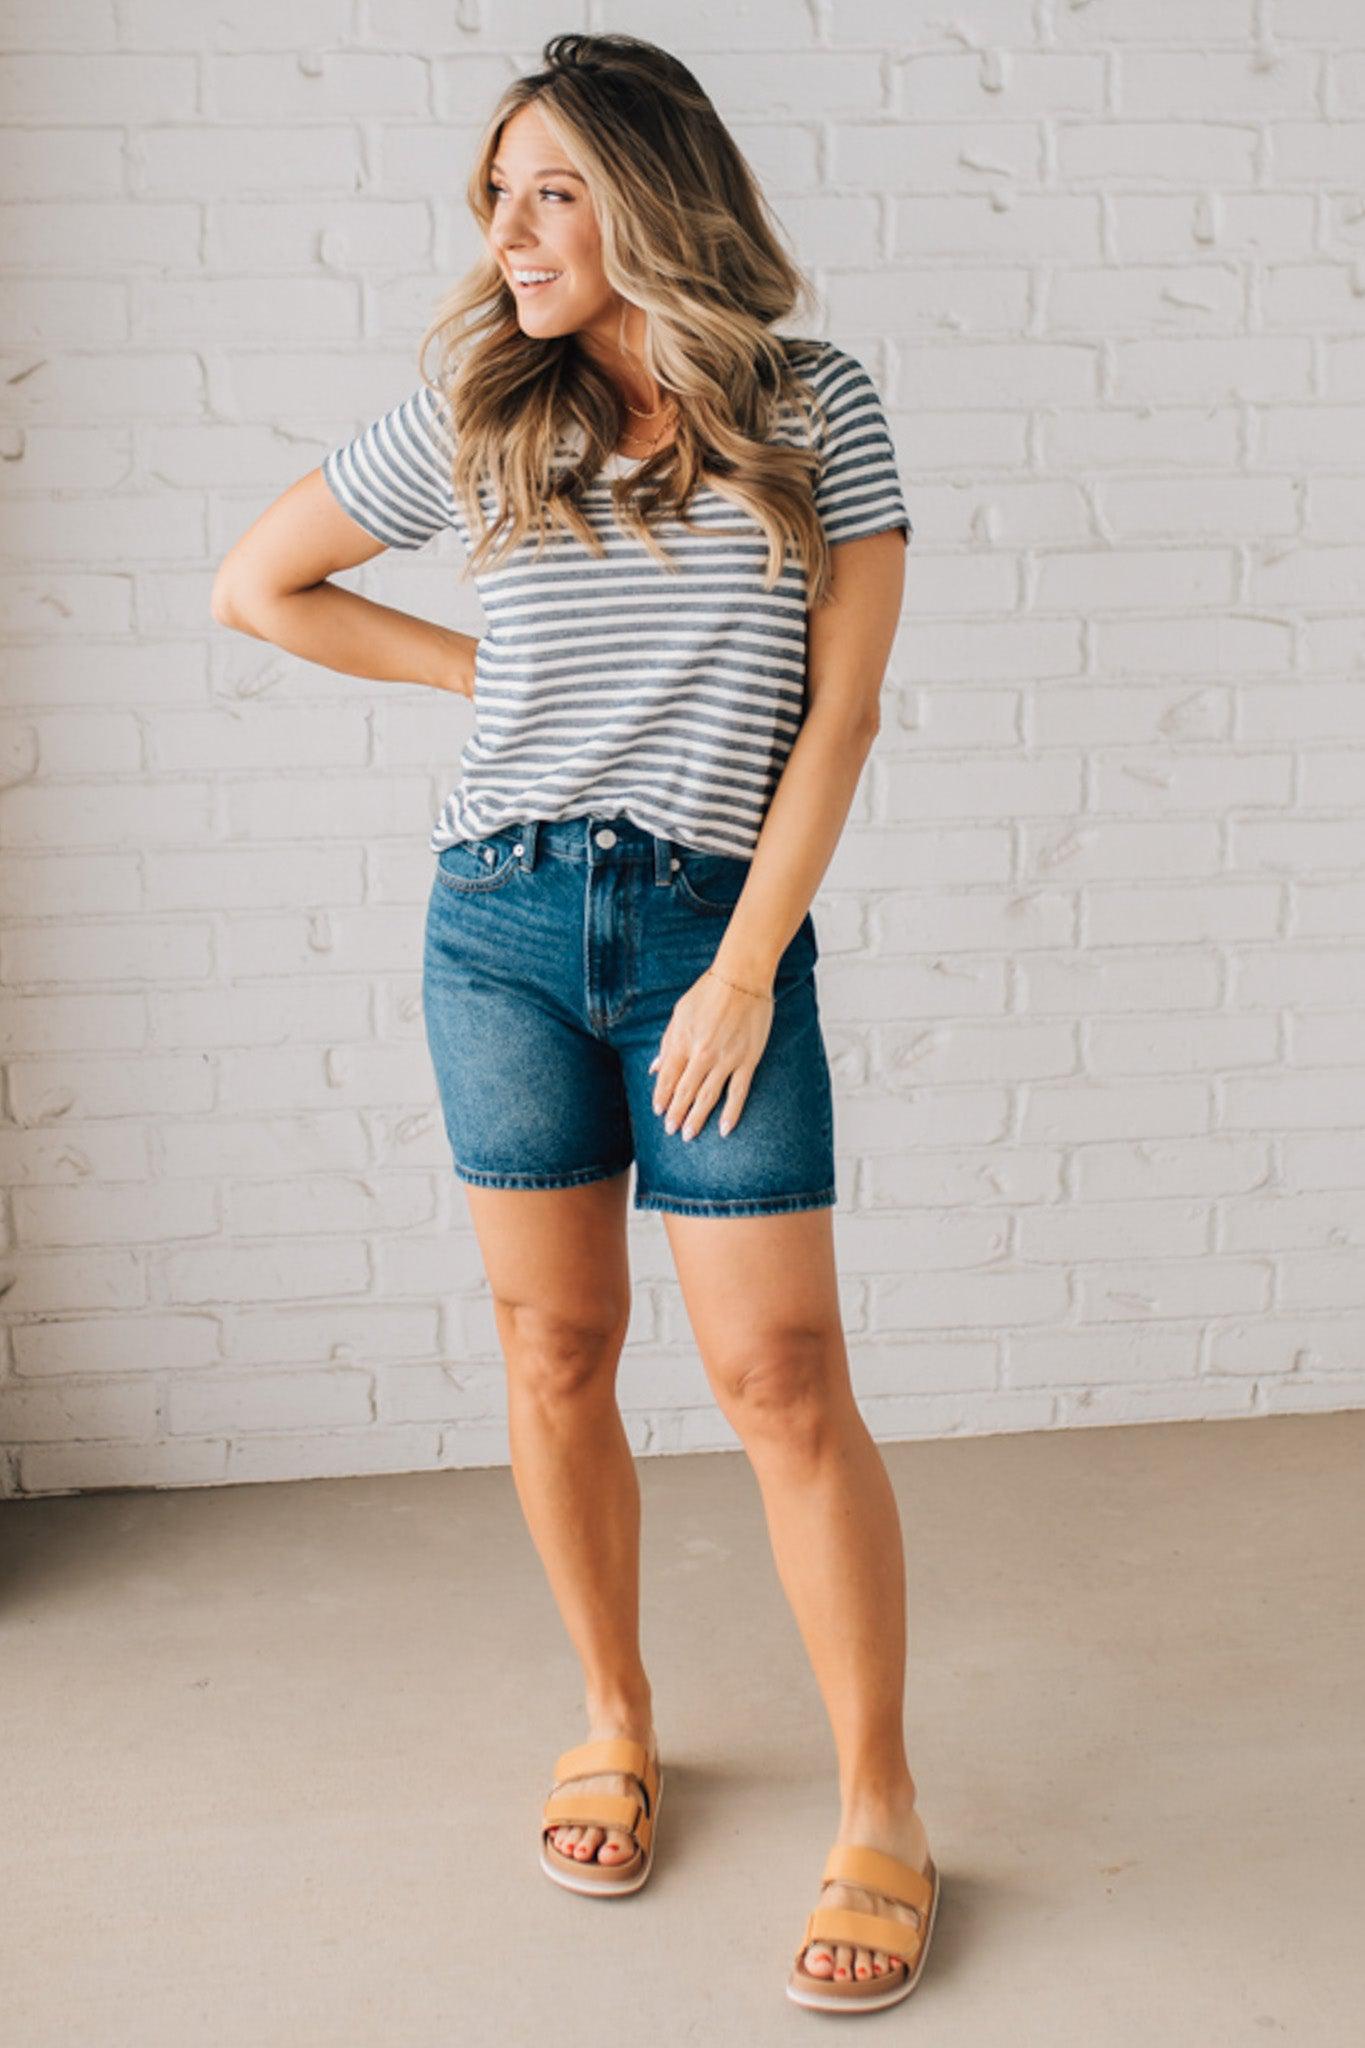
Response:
[485,181,571,203]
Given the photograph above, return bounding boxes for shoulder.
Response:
[777,334,874,394]
[408,378,457,451]
[331,379,459,470]
[775,335,888,442]
[776,338,909,540]
[777,333,837,398]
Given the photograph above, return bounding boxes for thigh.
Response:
[465,1170,634,1358]
[661,1204,851,1408]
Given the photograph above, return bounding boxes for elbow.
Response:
[211,568,273,636]
[212,569,320,633]
[210,570,246,631]
[841,714,880,761]
[806,704,879,745]
[803,688,881,749]
[840,710,881,750]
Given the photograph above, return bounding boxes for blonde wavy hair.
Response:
[416,32,843,606]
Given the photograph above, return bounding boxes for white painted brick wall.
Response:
[2,0,1363,1500]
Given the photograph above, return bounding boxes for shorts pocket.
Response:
[672,851,751,914]
[435,832,522,894]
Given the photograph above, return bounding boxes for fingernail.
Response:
[665,1118,676,1134]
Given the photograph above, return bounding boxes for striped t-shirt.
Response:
[321,336,911,858]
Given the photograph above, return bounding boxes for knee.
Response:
[496,1298,628,1402]
[712,1326,849,1455]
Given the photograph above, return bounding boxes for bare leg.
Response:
[741,1386,931,1980]
[465,1173,657,1866]
[664,1206,933,1984]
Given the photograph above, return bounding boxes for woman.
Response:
[212,32,937,2016]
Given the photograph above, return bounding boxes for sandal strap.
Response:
[551,1738,657,1816]
[820,1843,933,1917]
[800,1904,925,1964]
[542,1738,659,1852]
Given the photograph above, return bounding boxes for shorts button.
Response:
[512,842,523,856]
[483,847,495,862]
[594,827,617,848]
[670,856,680,870]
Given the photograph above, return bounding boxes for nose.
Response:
[493,228,552,266]
[490,197,535,246]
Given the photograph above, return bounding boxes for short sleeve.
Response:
[320,382,457,550]
[808,346,912,547]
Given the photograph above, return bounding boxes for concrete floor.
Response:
[2,1409,1360,2046]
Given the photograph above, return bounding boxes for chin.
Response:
[518,311,575,335]
[520,303,578,332]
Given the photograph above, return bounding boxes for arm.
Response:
[210,467,478,698]
[713,523,908,990]
[646,522,907,1142]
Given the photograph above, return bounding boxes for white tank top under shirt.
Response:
[321,336,912,859]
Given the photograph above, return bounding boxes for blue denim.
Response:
[421,813,836,1216]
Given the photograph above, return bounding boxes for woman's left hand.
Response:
[649,968,774,1141]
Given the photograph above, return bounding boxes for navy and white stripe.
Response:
[321,337,911,858]
[322,380,457,549]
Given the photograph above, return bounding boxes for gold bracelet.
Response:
[706,966,774,1002]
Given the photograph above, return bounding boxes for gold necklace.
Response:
[619,396,675,455]
[620,420,670,455]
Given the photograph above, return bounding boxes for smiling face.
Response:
[485,103,615,340]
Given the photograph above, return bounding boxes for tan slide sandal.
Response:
[539,1736,663,1898]
[786,1843,940,2013]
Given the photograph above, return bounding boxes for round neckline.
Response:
[556,421,680,480]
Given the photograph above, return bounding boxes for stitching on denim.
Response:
[604,863,641,1031]
[456,1158,632,1189]
[672,863,747,915]
[634,1187,836,1215]
[435,843,520,894]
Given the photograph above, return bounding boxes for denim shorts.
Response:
[421,813,836,1217]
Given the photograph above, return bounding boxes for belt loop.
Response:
[518,819,538,871]
[654,833,671,887]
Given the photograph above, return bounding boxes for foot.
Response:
[799,1799,933,1986]
[546,1721,660,1868]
